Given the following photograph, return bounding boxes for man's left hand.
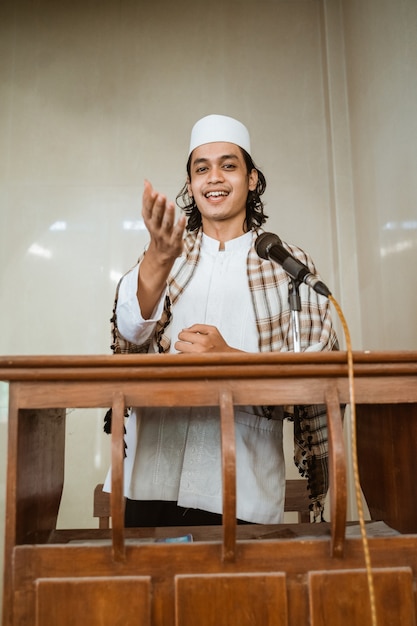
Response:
[174,324,241,353]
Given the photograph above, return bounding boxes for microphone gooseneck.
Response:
[255,232,331,298]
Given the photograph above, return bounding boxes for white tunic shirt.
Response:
[104,232,285,523]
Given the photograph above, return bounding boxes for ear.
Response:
[248,168,258,191]
[187,176,193,197]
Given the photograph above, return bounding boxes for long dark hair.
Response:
[176,148,268,232]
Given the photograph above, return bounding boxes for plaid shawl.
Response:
[110,228,339,520]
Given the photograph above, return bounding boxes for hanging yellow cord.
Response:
[329,294,377,626]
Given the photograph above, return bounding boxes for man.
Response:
[104,114,338,527]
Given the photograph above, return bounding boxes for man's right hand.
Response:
[137,180,186,320]
[142,180,186,262]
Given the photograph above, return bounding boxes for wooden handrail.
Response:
[1,351,416,382]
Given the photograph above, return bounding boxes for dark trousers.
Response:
[124,499,249,527]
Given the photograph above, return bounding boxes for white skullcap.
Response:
[188,114,251,157]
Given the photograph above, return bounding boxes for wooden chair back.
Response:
[93,479,311,529]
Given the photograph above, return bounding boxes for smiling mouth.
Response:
[204,191,229,198]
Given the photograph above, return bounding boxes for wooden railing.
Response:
[1,351,417,626]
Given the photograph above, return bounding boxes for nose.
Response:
[207,165,224,183]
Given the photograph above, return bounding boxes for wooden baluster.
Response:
[110,391,126,562]
[219,388,237,562]
[325,386,347,558]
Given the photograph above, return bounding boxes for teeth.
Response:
[206,191,228,198]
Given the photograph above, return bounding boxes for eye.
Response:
[223,162,236,170]
[195,165,208,174]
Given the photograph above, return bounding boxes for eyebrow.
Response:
[192,154,240,167]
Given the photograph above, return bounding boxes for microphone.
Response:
[255,232,331,297]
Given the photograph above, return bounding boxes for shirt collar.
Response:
[202,230,253,252]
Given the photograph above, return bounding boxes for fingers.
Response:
[173,213,187,238]
[175,327,208,353]
[175,338,206,354]
[175,325,227,354]
[183,324,210,334]
[142,180,158,219]
[143,181,170,225]
[177,330,206,344]
[142,180,186,242]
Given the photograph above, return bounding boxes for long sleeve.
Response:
[110,263,166,354]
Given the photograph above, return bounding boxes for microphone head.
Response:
[255,232,282,260]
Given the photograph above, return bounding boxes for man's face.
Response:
[187,142,258,232]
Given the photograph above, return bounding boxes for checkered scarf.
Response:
[110,227,339,520]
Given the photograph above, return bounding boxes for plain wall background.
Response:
[1,0,416,612]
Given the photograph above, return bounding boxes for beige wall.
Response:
[341,0,417,349]
[1,0,416,611]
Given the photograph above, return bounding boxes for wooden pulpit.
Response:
[1,351,417,625]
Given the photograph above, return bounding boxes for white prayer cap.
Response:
[188,114,251,157]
